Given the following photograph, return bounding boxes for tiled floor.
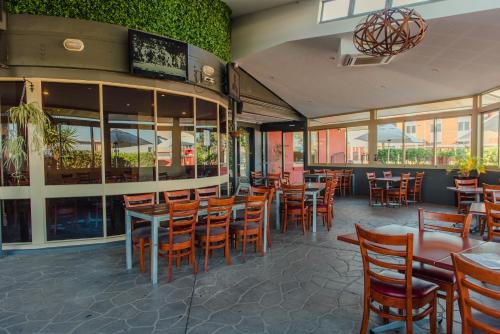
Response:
[0,198,484,333]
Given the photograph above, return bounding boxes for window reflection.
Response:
[196,99,218,177]
[377,123,404,164]
[106,193,153,236]
[329,128,346,163]
[46,197,103,241]
[219,106,228,176]
[42,83,101,184]
[157,93,195,180]
[435,116,471,165]
[103,86,155,183]
[1,199,31,243]
[0,81,29,186]
[347,126,369,164]
[403,120,434,165]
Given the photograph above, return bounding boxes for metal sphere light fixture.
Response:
[353,7,428,57]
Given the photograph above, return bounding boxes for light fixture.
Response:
[43,91,49,96]
[63,38,85,52]
[353,7,427,57]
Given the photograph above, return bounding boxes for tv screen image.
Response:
[129,29,187,80]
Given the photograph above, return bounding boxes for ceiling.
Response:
[223,0,297,18]
[238,8,500,118]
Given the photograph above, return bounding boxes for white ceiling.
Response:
[223,0,297,18]
[238,8,500,118]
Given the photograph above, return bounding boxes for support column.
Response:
[231,99,238,194]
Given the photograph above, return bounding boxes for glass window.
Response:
[392,0,429,6]
[329,128,346,163]
[377,98,473,119]
[1,199,31,243]
[219,106,228,176]
[404,119,434,165]
[0,81,29,186]
[106,193,154,236]
[347,126,369,164]
[482,110,499,166]
[321,0,350,21]
[435,116,471,166]
[103,86,155,183]
[309,130,328,164]
[196,99,218,177]
[353,0,386,14]
[377,123,404,164]
[482,88,500,107]
[283,132,304,183]
[42,83,101,185]
[157,93,195,180]
[267,131,282,174]
[46,197,103,241]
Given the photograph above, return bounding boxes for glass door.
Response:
[266,131,283,174]
[238,128,251,181]
[283,132,304,183]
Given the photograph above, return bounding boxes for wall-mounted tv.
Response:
[129,29,188,81]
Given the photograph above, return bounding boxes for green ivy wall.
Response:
[5,0,232,61]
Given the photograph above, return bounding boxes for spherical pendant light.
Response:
[353,7,428,57]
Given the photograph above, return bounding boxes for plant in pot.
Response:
[2,81,51,184]
[446,156,486,179]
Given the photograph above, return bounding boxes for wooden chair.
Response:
[230,195,266,258]
[408,172,424,203]
[356,224,438,334]
[328,170,344,196]
[383,171,393,178]
[482,184,500,237]
[484,200,500,242]
[414,209,472,334]
[267,172,281,189]
[124,193,167,273]
[455,179,478,214]
[282,184,309,234]
[309,179,335,231]
[313,169,325,174]
[164,190,190,203]
[195,196,234,272]
[452,253,500,334]
[250,171,264,186]
[195,186,219,201]
[283,171,291,184]
[251,186,275,248]
[159,200,199,282]
[367,172,385,206]
[386,173,410,207]
[341,169,353,196]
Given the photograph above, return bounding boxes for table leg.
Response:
[275,191,281,231]
[263,200,268,253]
[312,193,317,233]
[352,175,355,196]
[476,193,480,202]
[151,217,159,285]
[125,211,132,270]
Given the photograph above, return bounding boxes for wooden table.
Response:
[436,241,500,271]
[305,173,356,195]
[337,225,485,267]
[375,176,415,190]
[275,182,325,233]
[446,186,484,202]
[125,196,266,284]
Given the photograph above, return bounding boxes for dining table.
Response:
[125,195,267,284]
[375,176,415,190]
[446,186,484,202]
[305,172,356,195]
[275,182,325,233]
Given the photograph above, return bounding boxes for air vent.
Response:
[343,54,393,67]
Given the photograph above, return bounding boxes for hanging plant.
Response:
[2,80,51,183]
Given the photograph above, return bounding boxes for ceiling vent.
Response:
[342,54,393,67]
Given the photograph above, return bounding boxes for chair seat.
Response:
[195,226,225,236]
[371,271,438,299]
[132,226,168,240]
[412,262,455,284]
[230,222,259,231]
[159,234,191,245]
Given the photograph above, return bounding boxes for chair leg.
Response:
[139,239,145,273]
[191,241,198,274]
[242,232,247,259]
[360,296,370,334]
[204,239,209,272]
[168,249,173,282]
[445,287,454,334]
[225,236,232,265]
[430,295,437,334]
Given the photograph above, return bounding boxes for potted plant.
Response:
[446,156,486,179]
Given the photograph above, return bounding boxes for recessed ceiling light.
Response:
[43,91,49,96]
[306,100,313,103]
[182,111,187,115]
[380,85,386,89]
[269,75,275,80]
[432,68,439,72]
[329,56,336,60]
[126,103,130,107]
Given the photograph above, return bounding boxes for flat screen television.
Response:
[129,29,188,81]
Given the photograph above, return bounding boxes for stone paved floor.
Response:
[0,198,483,333]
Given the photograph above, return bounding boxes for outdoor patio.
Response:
[0,198,465,334]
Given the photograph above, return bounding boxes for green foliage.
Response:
[446,156,486,177]
[2,135,27,181]
[5,0,232,61]
[112,152,155,168]
[45,124,78,162]
[8,102,50,151]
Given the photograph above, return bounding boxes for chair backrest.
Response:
[399,173,410,193]
[195,186,219,200]
[414,172,425,192]
[452,253,500,334]
[243,195,266,229]
[164,190,190,203]
[168,200,199,244]
[482,183,500,203]
[383,171,392,178]
[366,172,376,179]
[267,172,281,188]
[207,196,234,229]
[418,208,471,238]
[356,224,414,309]
[251,186,275,222]
[484,200,500,241]
[366,172,378,190]
[323,179,336,205]
[283,184,306,207]
[251,171,263,177]
[124,193,155,208]
[455,178,478,188]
